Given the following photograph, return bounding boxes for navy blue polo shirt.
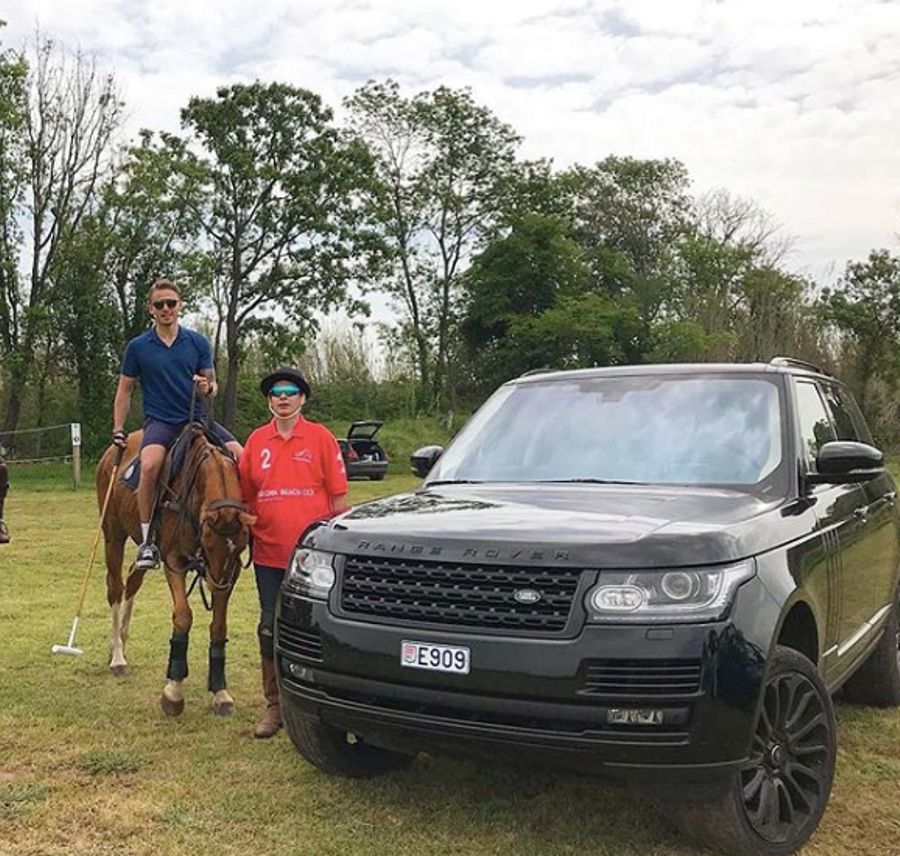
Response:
[121,326,214,424]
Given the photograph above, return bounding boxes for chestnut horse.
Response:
[96,427,254,716]
[0,453,9,544]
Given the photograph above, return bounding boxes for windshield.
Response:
[430,374,785,488]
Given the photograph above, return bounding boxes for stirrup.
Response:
[135,543,160,571]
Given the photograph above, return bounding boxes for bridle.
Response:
[159,431,250,601]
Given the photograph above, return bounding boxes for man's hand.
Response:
[112,429,128,449]
[192,374,216,397]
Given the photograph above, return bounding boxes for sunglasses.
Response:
[152,298,179,310]
[269,384,301,397]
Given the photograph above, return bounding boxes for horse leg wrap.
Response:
[166,631,189,681]
[258,612,275,660]
[208,640,228,692]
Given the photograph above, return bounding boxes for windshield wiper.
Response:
[425,479,484,486]
[538,478,650,485]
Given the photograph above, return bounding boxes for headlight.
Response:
[285,548,336,599]
[585,559,755,623]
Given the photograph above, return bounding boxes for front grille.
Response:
[278,624,323,661]
[580,659,702,697]
[339,555,586,633]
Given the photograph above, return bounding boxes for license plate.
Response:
[400,640,470,674]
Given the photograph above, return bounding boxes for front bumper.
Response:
[275,580,770,785]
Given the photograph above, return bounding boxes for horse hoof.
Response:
[160,693,185,717]
[212,699,234,716]
[110,664,128,678]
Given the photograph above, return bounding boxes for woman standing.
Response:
[238,366,349,738]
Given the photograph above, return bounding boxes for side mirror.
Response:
[410,445,443,479]
[807,441,885,485]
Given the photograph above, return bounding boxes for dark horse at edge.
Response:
[96,427,254,715]
[0,453,8,544]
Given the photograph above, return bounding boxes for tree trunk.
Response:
[222,314,239,431]
[1,352,29,436]
[1,387,23,438]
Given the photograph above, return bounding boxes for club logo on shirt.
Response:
[293,448,313,463]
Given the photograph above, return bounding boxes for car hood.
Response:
[311,483,802,569]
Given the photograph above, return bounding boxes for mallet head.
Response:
[51,644,84,657]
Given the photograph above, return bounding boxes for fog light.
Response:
[284,661,314,682]
[607,708,664,726]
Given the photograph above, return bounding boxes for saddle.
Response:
[120,423,231,491]
[119,423,234,541]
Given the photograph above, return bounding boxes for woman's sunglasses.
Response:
[269,384,301,398]
[152,298,178,310]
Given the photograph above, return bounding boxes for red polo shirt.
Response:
[239,417,348,570]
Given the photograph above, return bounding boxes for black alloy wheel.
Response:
[741,670,831,844]
[671,646,835,856]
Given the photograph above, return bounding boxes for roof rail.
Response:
[518,367,556,378]
[769,356,829,375]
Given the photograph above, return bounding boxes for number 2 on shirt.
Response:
[260,448,272,470]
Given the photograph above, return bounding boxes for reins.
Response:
[156,428,249,608]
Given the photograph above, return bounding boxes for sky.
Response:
[3,0,900,296]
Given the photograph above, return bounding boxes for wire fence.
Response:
[0,422,76,464]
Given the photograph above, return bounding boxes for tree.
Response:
[0,25,27,409]
[1,35,122,434]
[460,213,589,392]
[345,80,520,410]
[562,156,692,326]
[820,249,900,409]
[172,82,373,429]
[99,131,204,344]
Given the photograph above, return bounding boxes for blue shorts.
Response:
[141,418,236,450]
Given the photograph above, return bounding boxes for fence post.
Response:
[70,423,82,489]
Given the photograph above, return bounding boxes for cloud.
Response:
[1,0,898,288]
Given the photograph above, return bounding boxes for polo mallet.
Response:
[52,443,125,657]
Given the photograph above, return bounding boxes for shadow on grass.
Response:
[291,751,699,856]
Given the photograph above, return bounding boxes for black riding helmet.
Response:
[259,366,311,398]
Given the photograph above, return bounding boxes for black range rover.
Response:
[275,359,900,856]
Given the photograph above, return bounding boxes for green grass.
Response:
[1,473,900,855]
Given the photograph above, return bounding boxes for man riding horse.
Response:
[103,277,252,714]
[0,452,9,544]
[112,278,242,569]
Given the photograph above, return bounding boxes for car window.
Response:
[794,381,836,467]
[432,375,785,487]
[821,385,859,441]
[823,384,873,444]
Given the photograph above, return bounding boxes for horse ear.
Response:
[239,512,257,527]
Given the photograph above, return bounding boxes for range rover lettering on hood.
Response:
[354,540,572,561]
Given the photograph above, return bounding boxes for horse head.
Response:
[190,437,255,589]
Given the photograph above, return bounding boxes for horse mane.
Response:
[160,430,250,545]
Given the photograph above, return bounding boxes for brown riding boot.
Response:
[253,657,282,739]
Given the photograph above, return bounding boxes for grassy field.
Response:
[1,468,900,856]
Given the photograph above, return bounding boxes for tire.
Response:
[670,646,836,856]
[370,473,385,481]
[282,703,414,778]
[842,583,900,707]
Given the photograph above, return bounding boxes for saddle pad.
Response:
[120,455,141,490]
